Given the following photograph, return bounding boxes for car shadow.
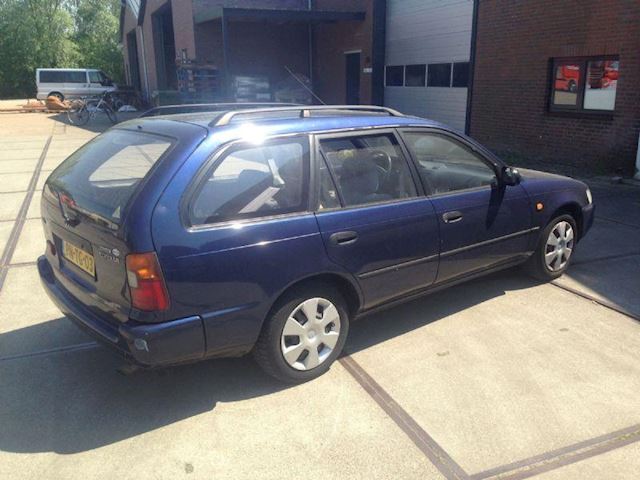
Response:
[0,268,537,455]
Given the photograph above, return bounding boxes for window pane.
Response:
[403,132,495,195]
[385,66,404,86]
[47,130,172,224]
[452,62,470,87]
[584,60,618,111]
[191,139,308,224]
[318,157,340,210]
[405,64,426,87]
[320,134,417,207]
[65,71,87,83]
[40,71,65,83]
[427,63,452,87]
[89,71,101,83]
[552,63,580,106]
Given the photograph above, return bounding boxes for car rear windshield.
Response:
[46,129,173,225]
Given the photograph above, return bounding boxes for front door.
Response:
[400,129,534,283]
[314,130,439,309]
[345,52,361,104]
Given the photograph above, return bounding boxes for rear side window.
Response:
[190,138,309,225]
[65,71,87,83]
[39,71,66,83]
[47,130,172,225]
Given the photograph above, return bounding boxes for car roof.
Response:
[124,106,453,142]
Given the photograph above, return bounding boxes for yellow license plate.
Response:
[62,241,95,277]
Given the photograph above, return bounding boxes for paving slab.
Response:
[572,219,640,264]
[0,266,89,357]
[0,149,44,160]
[10,218,44,264]
[346,271,640,475]
[0,192,26,221]
[0,159,38,174]
[0,348,441,480]
[535,441,640,480]
[555,254,640,318]
[0,172,32,193]
[0,220,14,254]
[26,190,42,219]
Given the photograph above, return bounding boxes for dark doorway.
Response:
[345,52,361,104]
[152,5,177,90]
[126,30,141,91]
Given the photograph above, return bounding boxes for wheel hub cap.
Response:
[544,221,574,271]
[280,297,341,371]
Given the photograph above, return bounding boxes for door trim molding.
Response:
[440,227,540,258]
[359,253,439,280]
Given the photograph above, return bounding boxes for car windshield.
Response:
[46,129,173,225]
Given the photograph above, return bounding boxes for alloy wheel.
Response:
[544,220,574,271]
[280,297,341,371]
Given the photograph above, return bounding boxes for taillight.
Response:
[125,252,170,311]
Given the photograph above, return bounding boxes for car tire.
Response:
[524,214,578,281]
[49,92,64,102]
[253,284,349,383]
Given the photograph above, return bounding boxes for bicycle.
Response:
[67,91,118,126]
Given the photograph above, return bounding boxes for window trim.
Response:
[183,134,312,229]
[396,127,503,197]
[312,128,424,213]
[548,55,619,114]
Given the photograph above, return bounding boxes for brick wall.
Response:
[313,0,373,104]
[470,0,640,174]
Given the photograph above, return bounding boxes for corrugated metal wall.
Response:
[384,0,473,131]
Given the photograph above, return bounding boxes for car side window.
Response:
[319,133,417,208]
[402,132,496,195]
[89,71,101,83]
[190,138,309,225]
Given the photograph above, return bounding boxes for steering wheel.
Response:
[369,150,393,184]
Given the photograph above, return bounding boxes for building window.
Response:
[405,64,426,87]
[550,56,619,113]
[427,63,452,87]
[385,66,404,86]
[452,62,470,88]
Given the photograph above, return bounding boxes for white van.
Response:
[36,68,117,101]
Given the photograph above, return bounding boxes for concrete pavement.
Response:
[0,112,639,479]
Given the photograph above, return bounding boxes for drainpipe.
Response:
[635,132,640,180]
[308,0,314,98]
[137,25,151,102]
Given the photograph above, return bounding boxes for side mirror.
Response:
[501,166,521,186]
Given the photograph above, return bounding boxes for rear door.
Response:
[399,128,533,283]
[314,129,440,309]
[42,129,175,323]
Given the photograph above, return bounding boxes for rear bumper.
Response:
[37,256,206,367]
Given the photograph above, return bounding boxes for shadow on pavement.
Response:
[49,111,140,134]
[0,268,536,455]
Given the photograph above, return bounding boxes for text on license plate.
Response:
[62,241,95,277]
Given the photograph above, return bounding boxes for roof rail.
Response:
[139,102,299,118]
[212,105,404,126]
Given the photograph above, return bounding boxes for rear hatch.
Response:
[41,128,175,324]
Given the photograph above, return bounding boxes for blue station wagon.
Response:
[38,105,594,382]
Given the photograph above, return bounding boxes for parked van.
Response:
[36,68,116,101]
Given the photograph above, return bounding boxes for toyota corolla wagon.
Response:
[38,105,594,383]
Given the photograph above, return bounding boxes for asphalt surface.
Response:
[0,112,639,480]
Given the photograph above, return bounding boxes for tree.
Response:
[0,0,122,98]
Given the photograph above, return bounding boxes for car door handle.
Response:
[330,231,358,246]
[442,211,463,223]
